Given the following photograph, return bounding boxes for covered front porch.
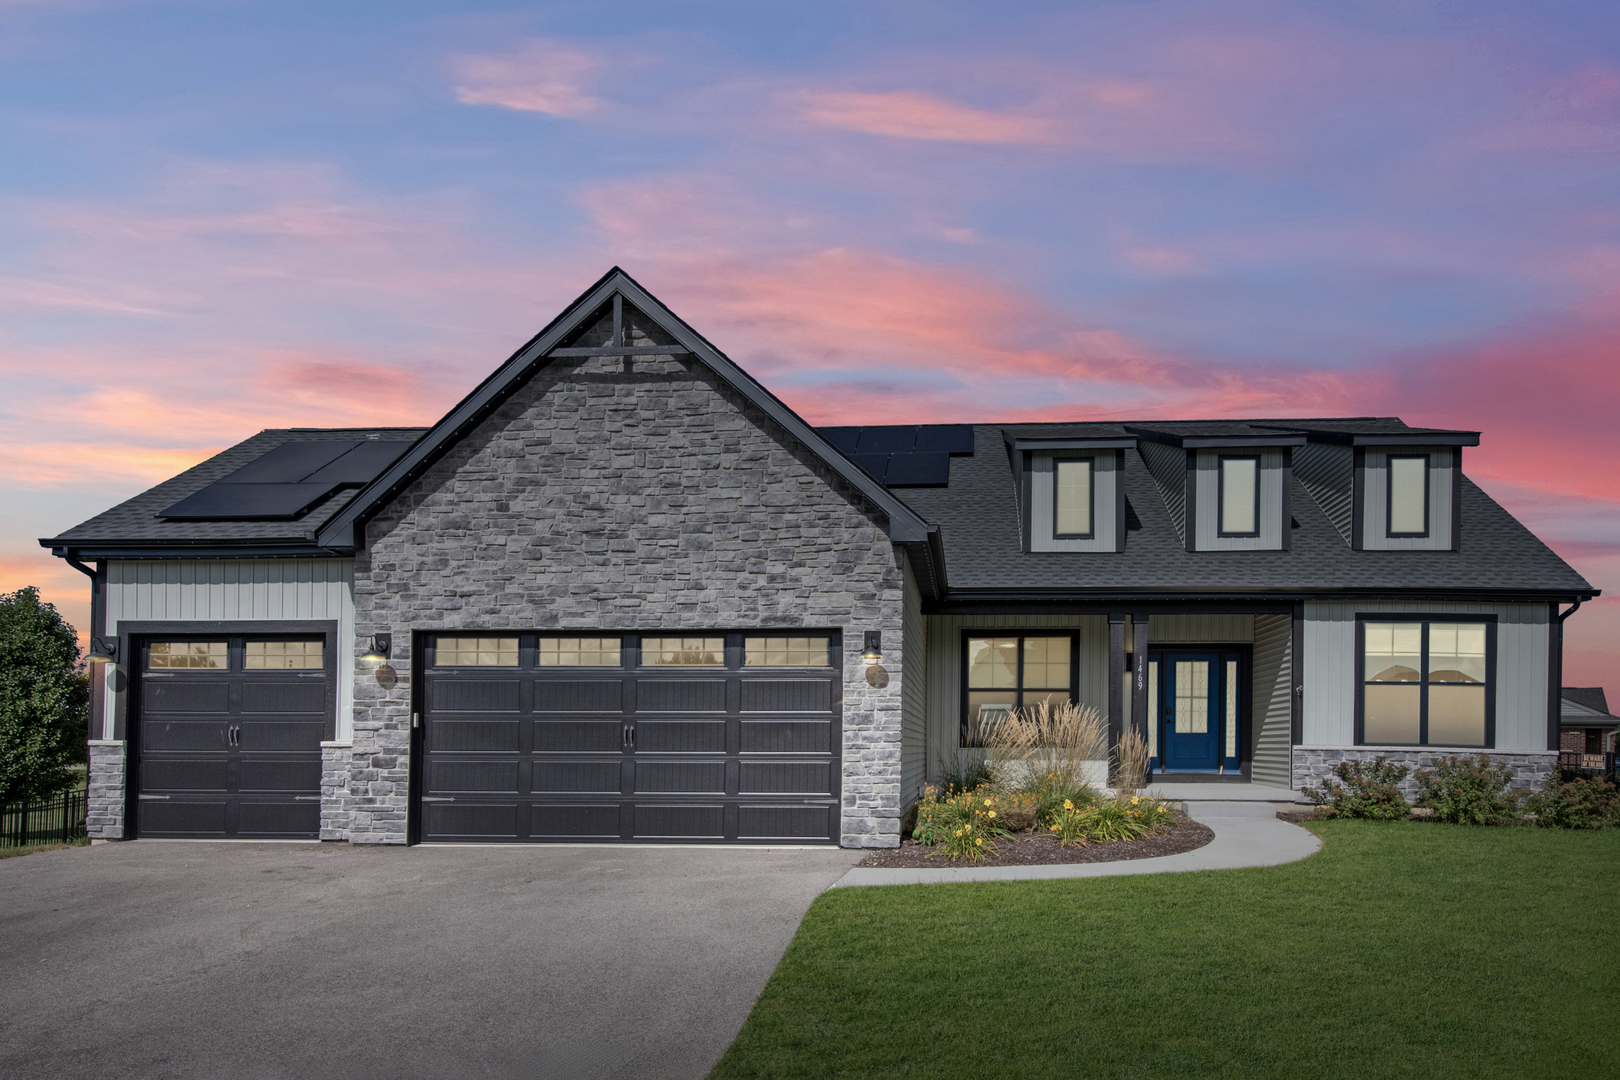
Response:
[911,607,1301,797]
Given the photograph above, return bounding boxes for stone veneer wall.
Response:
[85,740,126,839]
[346,350,907,847]
[1292,746,1556,799]
[319,743,353,841]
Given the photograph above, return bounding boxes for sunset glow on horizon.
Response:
[3,1,1618,695]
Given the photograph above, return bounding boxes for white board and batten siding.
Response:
[923,614,1110,781]
[1193,448,1286,551]
[1359,447,1454,550]
[100,559,357,741]
[1302,600,1547,752]
[899,557,928,807]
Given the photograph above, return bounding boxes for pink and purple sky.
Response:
[3,1,1618,695]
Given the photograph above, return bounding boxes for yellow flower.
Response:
[1064,799,1074,810]
[1131,795,1140,805]
[975,838,983,845]
[984,798,993,807]
[986,810,996,819]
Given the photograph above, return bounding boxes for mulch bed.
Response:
[855,811,1215,869]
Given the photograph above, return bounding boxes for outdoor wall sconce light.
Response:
[86,637,118,664]
[860,632,882,665]
[360,634,392,664]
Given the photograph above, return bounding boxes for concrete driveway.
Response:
[0,841,858,1080]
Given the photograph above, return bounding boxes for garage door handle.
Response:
[420,796,455,803]
[294,795,321,801]
[138,794,170,800]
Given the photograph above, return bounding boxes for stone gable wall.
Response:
[347,352,907,847]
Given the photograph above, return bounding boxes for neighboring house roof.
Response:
[1561,687,1620,725]
[39,268,1596,603]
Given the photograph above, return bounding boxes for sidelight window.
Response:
[1218,456,1260,536]
[1361,619,1490,747]
[962,634,1076,745]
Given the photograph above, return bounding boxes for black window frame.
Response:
[422,632,840,672]
[1052,456,1096,540]
[1385,453,1431,538]
[1354,614,1496,749]
[1216,454,1262,537]
[959,630,1081,747]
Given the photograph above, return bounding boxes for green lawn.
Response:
[711,822,1619,1079]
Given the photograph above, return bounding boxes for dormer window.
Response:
[1387,455,1429,537]
[1054,458,1094,538]
[1218,456,1260,537]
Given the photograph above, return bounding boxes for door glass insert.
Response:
[245,640,323,670]
[642,637,725,666]
[1225,659,1239,759]
[436,637,519,667]
[744,636,831,667]
[536,637,621,667]
[1174,661,1209,733]
[149,642,227,670]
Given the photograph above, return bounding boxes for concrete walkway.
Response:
[831,802,1322,887]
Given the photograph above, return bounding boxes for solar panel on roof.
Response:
[850,454,890,482]
[913,425,974,454]
[159,483,337,521]
[818,427,863,455]
[301,440,412,485]
[220,441,362,484]
[881,453,951,486]
[855,427,917,453]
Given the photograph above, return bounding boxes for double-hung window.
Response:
[962,634,1077,745]
[1359,618,1492,747]
[1218,455,1260,536]
[1387,454,1430,537]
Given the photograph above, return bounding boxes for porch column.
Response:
[1108,614,1126,753]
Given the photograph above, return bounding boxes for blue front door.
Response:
[1161,653,1220,771]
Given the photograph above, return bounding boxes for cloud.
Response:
[792,90,1059,145]
[451,40,604,117]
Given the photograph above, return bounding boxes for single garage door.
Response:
[132,635,330,839]
[418,633,842,843]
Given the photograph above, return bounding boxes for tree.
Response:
[0,587,88,803]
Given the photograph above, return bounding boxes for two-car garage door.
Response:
[418,633,842,844]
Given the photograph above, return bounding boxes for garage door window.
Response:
[245,640,324,669]
[536,637,622,666]
[642,637,725,666]
[436,637,519,667]
[745,636,833,667]
[149,641,227,670]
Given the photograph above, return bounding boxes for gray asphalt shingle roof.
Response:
[43,428,426,548]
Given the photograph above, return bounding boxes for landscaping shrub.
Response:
[1414,754,1520,825]
[1526,776,1620,830]
[983,699,1108,795]
[1112,727,1149,794]
[1049,794,1172,846]
[933,751,992,796]
[1302,756,1411,820]
[912,786,1010,851]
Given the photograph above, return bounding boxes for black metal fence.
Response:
[1,789,87,848]
[1557,751,1618,785]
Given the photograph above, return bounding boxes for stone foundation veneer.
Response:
[319,742,354,841]
[86,740,126,840]
[1292,746,1556,800]
[345,349,906,848]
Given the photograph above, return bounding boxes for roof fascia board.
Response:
[1252,424,1481,447]
[314,268,933,550]
[929,586,1599,607]
[47,543,336,560]
[1180,434,1306,448]
[1009,437,1138,451]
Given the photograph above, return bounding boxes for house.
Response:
[1560,687,1619,762]
[43,268,1598,848]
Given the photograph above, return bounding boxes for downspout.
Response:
[1549,598,1586,756]
[64,554,106,749]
